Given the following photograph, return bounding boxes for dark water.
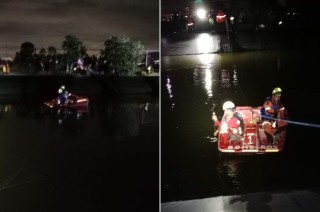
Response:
[0,96,159,211]
[161,50,320,202]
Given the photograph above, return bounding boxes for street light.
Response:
[196,8,208,31]
[230,16,234,25]
[196,9,207,20]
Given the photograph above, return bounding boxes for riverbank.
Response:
[0,75,159,97]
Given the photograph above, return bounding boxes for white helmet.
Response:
[223,101,235,110]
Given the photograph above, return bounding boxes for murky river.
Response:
[0,96,159,211]
[161,49,320,202]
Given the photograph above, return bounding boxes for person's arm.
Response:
[278,103,288,118]
[278,102,285,111]
[264,101,275,115]
[212,113,221,136]
[212,113,221,127]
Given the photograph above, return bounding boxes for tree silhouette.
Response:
[62,34,87,73]
[100,35,145,76]
[13,42,39,74]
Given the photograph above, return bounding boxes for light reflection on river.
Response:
[162,50,320,202]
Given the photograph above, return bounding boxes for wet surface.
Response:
[161,49,320,203]
[0,96,159,211]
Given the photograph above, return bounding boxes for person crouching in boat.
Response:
[212,101,244,145]
[260,87,288,144]
[58,85,70,106]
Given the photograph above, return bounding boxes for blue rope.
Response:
[259,114,320,129]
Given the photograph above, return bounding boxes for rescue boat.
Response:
[44,94,89,113]
[217,106,288,154]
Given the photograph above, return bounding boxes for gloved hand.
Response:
[212,112,218,122]
[214,129,219,137]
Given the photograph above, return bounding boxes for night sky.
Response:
[162,0,188,14]
[0,0,159,58]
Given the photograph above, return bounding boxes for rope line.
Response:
[251,110,320,128]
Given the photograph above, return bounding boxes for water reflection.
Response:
[220,66,239,89]
[0,98,159,210]
[198,54,215,64]
[142,102,158,124]
[192,59,242,106]
[166,76,173,99]
[55,107,88,125]
[194,54,215,104]
[232,65,239,86]
[0,100,158,138]
[162,50,320,204]
[196,33,214,54]
[166,76,175,110]
[204,68,213,98]
[220,69,231,88]
[217,157,241,191]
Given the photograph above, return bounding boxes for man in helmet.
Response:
[58,85,70,105]
[212,101,244,143]
[260,87,287,144]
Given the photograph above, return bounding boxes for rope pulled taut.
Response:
[251,110,320,128]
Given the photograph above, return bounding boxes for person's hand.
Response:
[214,130,219,137]
[212,113,218,122]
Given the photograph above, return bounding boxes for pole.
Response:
[225,17,231,51]
[145,50,148,68]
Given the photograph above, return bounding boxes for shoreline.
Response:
[0,75,159,97]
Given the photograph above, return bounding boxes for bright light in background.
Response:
[196,9,207,20]
[230,16,235,24]
[197,33,214,53]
